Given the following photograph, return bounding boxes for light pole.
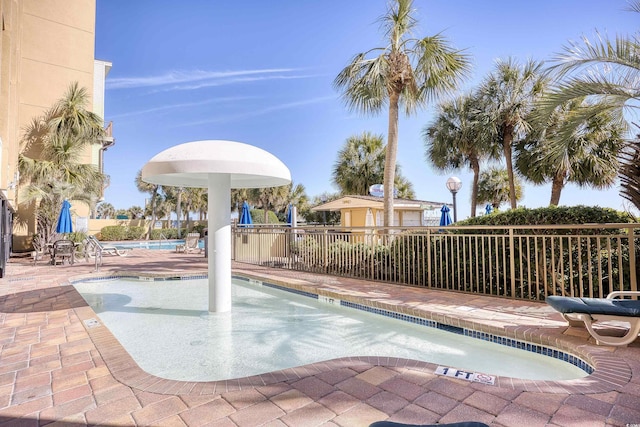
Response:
[446,177,462,222]
[320,194,327,225]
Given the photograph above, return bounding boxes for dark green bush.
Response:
[66,231,87,244]
[326,240,371,276]
[290,235,322,272]
[149,228,188,240]
[126,226,145,240]
[100,226,127,241]
[191,224,206,236]
[456,205,636,234]
[250,209,280,224]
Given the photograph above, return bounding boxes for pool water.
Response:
[73,277,589,382]
[112,239,204,251]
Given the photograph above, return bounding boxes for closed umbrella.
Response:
[56,200,73,234]
[239,201,253,227]
[439,205,452,227]
[286,203,293,227]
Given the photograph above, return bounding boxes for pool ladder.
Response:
[159,232,168,249]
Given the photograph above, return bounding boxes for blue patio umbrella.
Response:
[56,199,73,234]
[239,201,253,227]
[485,204,493,215]
[439,205,452,227]
[286,203,293,227]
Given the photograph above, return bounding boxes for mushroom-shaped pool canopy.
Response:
[141,140,291,188]
[141,140,291,313]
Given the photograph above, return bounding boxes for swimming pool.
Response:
[73,276,590,383]
[112,239,204,251]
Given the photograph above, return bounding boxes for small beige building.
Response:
[311,195,450,228]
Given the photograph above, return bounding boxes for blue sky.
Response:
[96,0,638,218]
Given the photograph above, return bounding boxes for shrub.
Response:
[456,205,636,234]
[101,226,149,241]
[250,209,280,224]
[326,240,371,276]
[149,228,188,240]
[290,235,322,271]
[126,226,145,240]
[191,224,206,236]
[100,226,127,241]
[66,231,87,244]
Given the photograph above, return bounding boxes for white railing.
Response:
[232,224,640,300]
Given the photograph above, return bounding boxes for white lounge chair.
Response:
[176,232,202,254]
[86,235,128,257]
[546,291,640,346]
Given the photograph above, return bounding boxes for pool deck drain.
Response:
[0,249,638,426]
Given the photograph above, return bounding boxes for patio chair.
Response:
[546,291,640,346]
[50,239,76,265]
[87,235,128,256]
[176,232,202,254]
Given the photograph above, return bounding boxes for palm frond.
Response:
[552,34,640,77]
[413,34,472,105]
[381,0,417,49]
[334,53,388,114]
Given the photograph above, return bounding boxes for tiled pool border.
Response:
[68,271,632,395]
[235,276,595,376]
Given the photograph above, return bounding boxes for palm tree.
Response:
[476,167,523,210]
[128,206,144,219]
[231,189,249,214]
[135,169,160,238]
[517,100,626,206]
[332,132,415,198]
[537,2,639,209]
[333,132,386,195]
[477,58,548,209]
[334,0,471,227]
[286,182,308,208]
[19,82,106,246]
[424,94,499,217]
[97,202,115,219]
[185,188,207,221]
[47,82,105,141]
[249,186,289,223]
[393,173,415,199]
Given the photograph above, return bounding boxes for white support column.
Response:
[207,174,231,312]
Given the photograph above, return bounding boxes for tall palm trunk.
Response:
[147,187,158,239]
[549,170,565,206]
[502,125,517,209]
[470,156,480,217]
[384,91,400,228]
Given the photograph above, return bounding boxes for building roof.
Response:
[310,195,451,212]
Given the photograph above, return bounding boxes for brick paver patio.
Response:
[0,248,638,426]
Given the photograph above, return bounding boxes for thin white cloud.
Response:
[107,68,304,90]
[176,95,337,127]
[108,96,255,119]
[163,73,324,92]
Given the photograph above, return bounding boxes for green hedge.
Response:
[149,228,189,240]
[100,226,127,241]
[455,205,636,233]
[100,227,203,241]
[249,209,280,224]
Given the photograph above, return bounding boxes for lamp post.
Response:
[446,177,462,222]
[320,194,327,225]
